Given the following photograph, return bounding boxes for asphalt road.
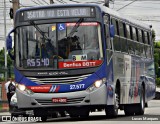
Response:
[0,100,160,124]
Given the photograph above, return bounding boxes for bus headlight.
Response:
[18,84,26,91]
[17,84,34,95]
[94,80,103,88]
[87,78,106,92]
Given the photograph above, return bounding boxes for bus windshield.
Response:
[15,22,103,69]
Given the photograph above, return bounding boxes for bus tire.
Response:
[124,106,134,116]
[69,113,79,118]
[135,86,145,115]
[59,111,66,117]
[34,109,47,122]
[105,88,119,118]
[69,109,89,118]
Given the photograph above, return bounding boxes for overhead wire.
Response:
[112,2,160,10]
[56,0,64,4]
[68,0,80,3]
[37,0,45,5]
[41,0,49,5]
[117,0,137,11]
[31,0,41,5]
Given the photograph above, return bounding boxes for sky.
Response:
[0,0,160,50]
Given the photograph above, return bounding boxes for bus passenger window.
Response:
[111,18,120,51]
[120,22,127,53]
[147,32,151,45]
[145,45,151,58]
[144,32,148,44]
[126,25,131,39]
[119,22,125,37]
[139,44,145,57]
[105,23,112,50]
[132,27,140,55]
[138,29,143,43]
[128,41,135,54]
[132,27,138,41]
[135,42,141,56]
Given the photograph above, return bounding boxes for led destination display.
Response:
[21,7,95,21]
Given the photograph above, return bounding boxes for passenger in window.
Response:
[41,43,48,58]
[45,40,57,58]
[70,36,82,51]
[35,33,56,59]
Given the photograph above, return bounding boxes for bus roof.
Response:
[16,3,151,31]
[99,4,151,31]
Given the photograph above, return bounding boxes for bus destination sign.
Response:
[21,7,95,21]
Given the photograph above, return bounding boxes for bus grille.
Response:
[35,97,85,105]
[27,74,91,84]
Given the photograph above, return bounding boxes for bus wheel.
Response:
[69,109,89,118]
[69,113,79,118]
[105,89,119,118]
[135,86,145,115]
[124,106,134,116]
[59,111,66,117]
[34,109,47,122]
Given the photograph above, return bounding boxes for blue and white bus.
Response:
[7,3,155,121]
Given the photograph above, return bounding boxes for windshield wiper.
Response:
[29,21,51,42]
[67,18,84,37]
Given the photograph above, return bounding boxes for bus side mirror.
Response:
[110,25,115,38]
[6,29,15,60]
[6,29,15,50]
[6,34,12,50]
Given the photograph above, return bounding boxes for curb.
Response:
[0,110,9,113]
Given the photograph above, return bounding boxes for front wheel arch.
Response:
[105,80,120,118]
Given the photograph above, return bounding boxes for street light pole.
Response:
[104,0,109,7]
[50,0,54,4]
[3,0,7,81]
[12,0,19,19]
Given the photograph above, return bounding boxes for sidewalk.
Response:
[156,87,160,92]
[0,111,10,115]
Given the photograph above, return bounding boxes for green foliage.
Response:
[0,48,12,67]
[152,30,156,42]
[155,62,159,75]
[156,78,160,86]
[154,42,160,77]
[0,104,2,111]
[0,48,14,81]
[154,42,160,49]
[0,76,4,81]
[154,53,159,63]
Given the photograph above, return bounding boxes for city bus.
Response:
[6,3,155,121]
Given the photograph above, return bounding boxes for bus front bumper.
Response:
[16,84,108,109]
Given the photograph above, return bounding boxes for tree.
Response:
[154,53,159,63]
[0,47,13,80]
[152,30,156,42]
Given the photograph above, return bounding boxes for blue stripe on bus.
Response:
[14,68,40,86]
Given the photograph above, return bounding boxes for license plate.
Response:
[52,98,67,103]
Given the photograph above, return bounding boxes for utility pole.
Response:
[3,0,7,81]
[12,0,20,19]
[104,0,109,7]
[50,0,54,4]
